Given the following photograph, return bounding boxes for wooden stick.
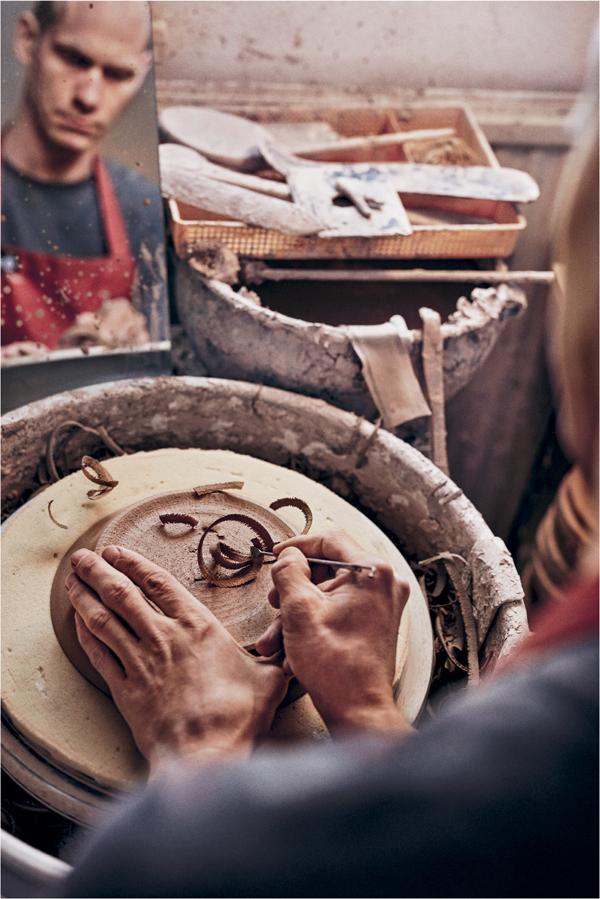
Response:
[297,127,456,158]
[202,165,291,200]
[420,307,449,476]
[244,265,555,284]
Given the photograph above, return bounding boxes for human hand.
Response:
[60,300,150,350]
[66,546,288,772]
[255,530,411,738]
[1,340,50,360]
[95,299,150,347]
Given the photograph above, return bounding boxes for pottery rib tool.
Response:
[259,136,413,237]
[159,106,270,172]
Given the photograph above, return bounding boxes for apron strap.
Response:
[93,156,134,259]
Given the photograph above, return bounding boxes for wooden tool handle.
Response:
[297,127,456,158]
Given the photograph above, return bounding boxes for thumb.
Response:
[270,546,323,623]
[271,546,312,596]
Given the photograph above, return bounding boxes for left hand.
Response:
[1,340,50,360]
[66,546,288,772]
[60,300,150,349]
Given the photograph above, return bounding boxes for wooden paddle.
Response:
[159,107,270,172]
[159,142,290,200]
[158,143,323,237]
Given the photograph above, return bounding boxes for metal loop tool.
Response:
[250,545,376,578]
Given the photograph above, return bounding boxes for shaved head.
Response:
[32,2,152,50]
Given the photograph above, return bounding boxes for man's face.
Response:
[17,2,152,156]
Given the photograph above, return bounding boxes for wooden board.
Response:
[159,144,322,237]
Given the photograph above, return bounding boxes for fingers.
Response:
[255,616,284,657]
[272,530,390,591]
[70,548,166,639]
[66,571,139,667]
[282,657,295,677]
[74,611,125,690]
[71,546,205,625]
[269,546,329,628]
[274,529,378,566]
[99,545,206,621]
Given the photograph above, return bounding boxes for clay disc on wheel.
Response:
[2,448,432,795]
[49,488,298,696]
[97,490,293,644]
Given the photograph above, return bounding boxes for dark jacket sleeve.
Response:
[62,640,599,899]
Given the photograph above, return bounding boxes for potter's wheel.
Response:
[2,448,434,822]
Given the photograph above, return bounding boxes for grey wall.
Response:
[152,1,598,93]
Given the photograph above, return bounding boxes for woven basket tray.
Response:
[167,103,526,261]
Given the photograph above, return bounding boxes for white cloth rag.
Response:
[345,315,431,429]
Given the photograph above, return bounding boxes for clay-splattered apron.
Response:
[1,157,136,349]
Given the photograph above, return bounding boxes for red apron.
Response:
[1,156,137,350]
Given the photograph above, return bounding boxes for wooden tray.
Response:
[166,103,527,260]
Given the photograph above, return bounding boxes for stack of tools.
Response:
[158,104,539,256]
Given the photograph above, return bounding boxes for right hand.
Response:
[1,340,49,360]
[255,530,412,737]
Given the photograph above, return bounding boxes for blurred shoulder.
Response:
[103,157,161,208]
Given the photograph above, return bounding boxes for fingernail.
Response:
[101,545,119,564]
[70,548,91,568]
[65,573,77,591]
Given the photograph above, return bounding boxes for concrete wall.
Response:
[152,1,598,93]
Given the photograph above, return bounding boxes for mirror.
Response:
[1,1,171,412]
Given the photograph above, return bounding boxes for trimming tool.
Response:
[250,545,376,578]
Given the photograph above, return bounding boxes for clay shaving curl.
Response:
[213,542,257,569]
[81,456,119,500]
[47,499,68,529]
[193,481,244,498]
[159,513,199,527]
[269,497,313,534]
[197,514,274,588]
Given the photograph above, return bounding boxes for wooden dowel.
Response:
[297,127,456,158]
[245,266,555,284]
[420,307,449,476]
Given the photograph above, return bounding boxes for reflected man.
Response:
[1,1,168,354]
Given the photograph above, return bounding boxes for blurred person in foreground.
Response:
[1,1,167,357]
[60,105,598,897]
